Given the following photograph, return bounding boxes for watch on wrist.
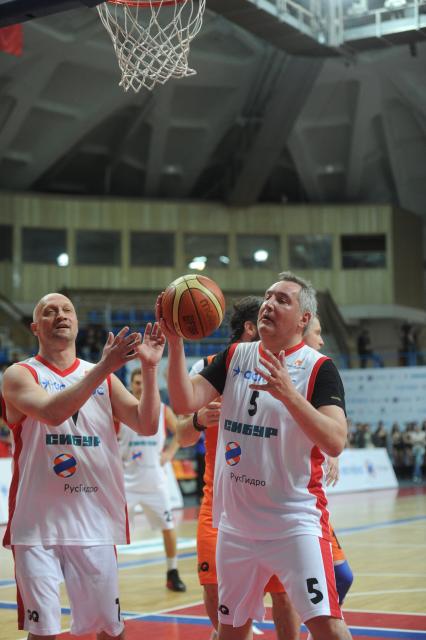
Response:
[192,412,206,432]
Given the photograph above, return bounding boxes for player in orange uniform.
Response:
[178,308,352,640]
[178,297,301,640]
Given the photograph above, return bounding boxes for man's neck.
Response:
[260,334,303,355]
[38,345,77,371]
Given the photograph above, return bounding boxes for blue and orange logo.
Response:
[225,441,241,466]
[53,453,77,478]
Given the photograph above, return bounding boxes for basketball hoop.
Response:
[97,0,206,92]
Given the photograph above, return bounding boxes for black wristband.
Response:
[192,412,206,432]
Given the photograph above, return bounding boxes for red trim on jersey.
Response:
[306,356,329,402]
[259,340,305,360]
[225,342,239,372]
[0,394,7,423]
[3,424,23,548]
[35,354,80,377]
[16,362,39,384]
[11,546,26,630]
[107,374,112,398]
[319,536,341,618]
[308,446,330,540]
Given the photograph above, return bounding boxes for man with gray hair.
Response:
[160,271,351,640]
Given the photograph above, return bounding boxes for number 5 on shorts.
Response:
[307,578,324,604]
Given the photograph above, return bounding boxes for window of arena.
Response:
[289,234,332,269]
[76,230,121,266]
[341,234,386,269]
[22,227,67,264]
[236,235,280,269]
[131,232,175,266]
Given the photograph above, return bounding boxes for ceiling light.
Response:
[253,249,268,263]
[57,253,69,267]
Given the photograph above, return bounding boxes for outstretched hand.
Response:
[101,326,142,373]
[136,321,165,367]
[249,350,294,402]
[155,293,182,343]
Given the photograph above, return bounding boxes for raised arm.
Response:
[111,322,165,436]
[3,327,142,427]
[160,405,180,464]
[156,294,218,414]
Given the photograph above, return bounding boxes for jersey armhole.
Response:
[17,362,39,384]
[307,356,330,402]
[225,343,238,372]
[4,363,39,428]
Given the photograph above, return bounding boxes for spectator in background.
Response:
[372,421,387,448]
[357,329,383,368]
[363,423,373,448]
[391,423,404,468]
[409,423,425,483]
[353,423,365,448]
[402,423,414,467]
[400,322,417,366]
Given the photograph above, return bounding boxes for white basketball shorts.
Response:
[13,544,124,636]
[216,530,342,628]
[126,482,174,530]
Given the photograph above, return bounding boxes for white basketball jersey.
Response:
[119,403,167,493]
[3,356,129,547]
[213,341,331,541]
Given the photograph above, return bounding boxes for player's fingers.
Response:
[155,294,164,321]
[124,331,141,343]
[150,321,161,337]
[143,322,153,338]
[116,326,130,339]
[254,366,269,381]
[249,382,268,391]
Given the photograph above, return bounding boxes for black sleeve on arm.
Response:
[311,359,346,414]
[198,347,230,395]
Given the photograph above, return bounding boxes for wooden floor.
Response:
[1,485,425,640]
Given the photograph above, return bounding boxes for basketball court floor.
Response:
[1,485,425,640]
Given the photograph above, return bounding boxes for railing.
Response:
[343,0,426,41]
[248,0,426,46]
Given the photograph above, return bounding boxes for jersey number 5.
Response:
[307,578,324,604]
[248,391,259,416]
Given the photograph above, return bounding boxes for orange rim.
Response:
[107,0,185,6]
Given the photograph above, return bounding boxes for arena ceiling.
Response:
[0,2,425,220]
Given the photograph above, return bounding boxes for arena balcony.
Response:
[210,0,426,54]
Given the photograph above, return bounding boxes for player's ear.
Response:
[300,312,311,331]
[30,322,38,336]
[244,321,257,339]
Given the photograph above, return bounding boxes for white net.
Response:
[98,0,206,92]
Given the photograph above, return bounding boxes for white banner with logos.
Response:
[0,457,12,525]
[327,448,398,494]
[341,366,426,428]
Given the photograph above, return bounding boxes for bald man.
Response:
[1,292,165,640]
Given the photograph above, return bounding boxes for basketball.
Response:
[161,274,225,340]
